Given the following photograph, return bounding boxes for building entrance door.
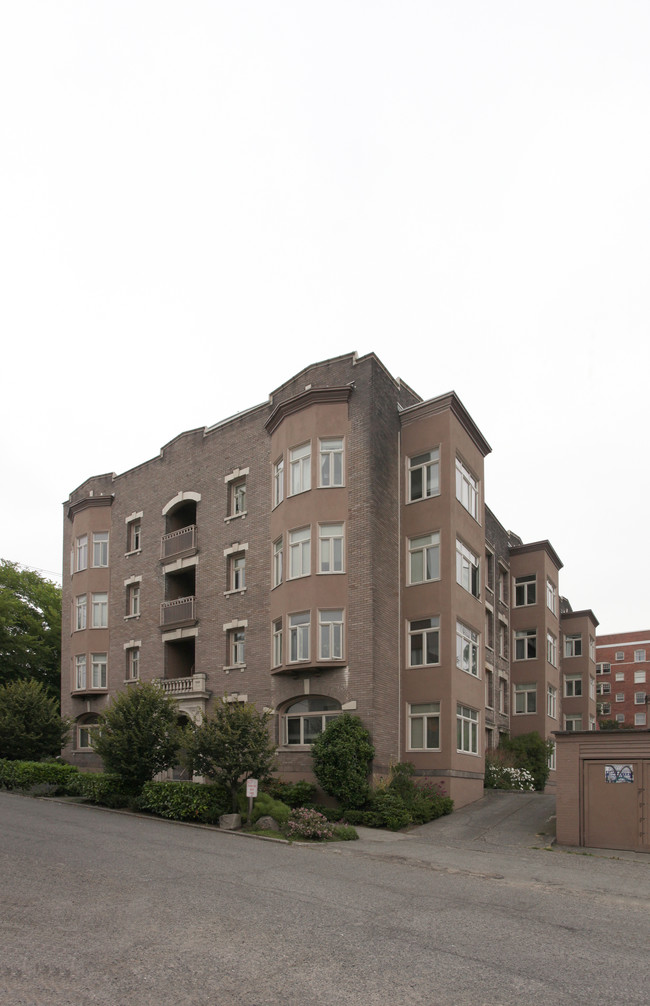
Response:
[583,759,648,851]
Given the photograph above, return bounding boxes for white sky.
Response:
[1,2,648,634]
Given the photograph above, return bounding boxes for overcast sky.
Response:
[2,2,648,634]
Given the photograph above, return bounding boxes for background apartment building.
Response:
[62,351,597,807]
[595,631,650,728]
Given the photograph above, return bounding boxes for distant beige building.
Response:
[61,352,598,807]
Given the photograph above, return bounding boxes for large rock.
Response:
[255,815,280,832]
[219,813,242,830]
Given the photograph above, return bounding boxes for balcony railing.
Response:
[161,525,197,560]
[158,673,208,698]
[160,595,196,627]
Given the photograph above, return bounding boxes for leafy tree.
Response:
[184,698,276,812]
[92,681,181,794]
[0,560,62,703]
[599,719,622,730]
[498,731,554,791]
[311,714,375,808]
[0,678,69,761]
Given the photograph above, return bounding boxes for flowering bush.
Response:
[484,758,535,792]
[286,807,335,841]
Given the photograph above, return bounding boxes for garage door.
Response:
[583,759,649,852]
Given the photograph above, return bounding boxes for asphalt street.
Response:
[1,790,648,1006]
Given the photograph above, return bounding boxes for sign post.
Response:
[246,777,258,823]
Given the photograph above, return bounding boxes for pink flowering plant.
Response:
[286,807,335,841]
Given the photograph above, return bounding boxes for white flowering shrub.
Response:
[484,759,535,792]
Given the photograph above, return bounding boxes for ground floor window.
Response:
[284,696,341,745]
[457,704,479,754]
[76,715,100,750]
[407,702,440,750]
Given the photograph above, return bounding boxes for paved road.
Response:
[1,791,648,1006]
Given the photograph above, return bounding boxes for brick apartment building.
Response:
[61,352,599,807]
[595,631,650,729]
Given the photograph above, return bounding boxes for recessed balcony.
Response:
[160,595,197,628]
[161,525,197,561]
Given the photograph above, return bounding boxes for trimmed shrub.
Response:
[332,824,358,841]
[67,771,131,808]
[286,808,334,841]
[265,779,317,808]
[0,758,78,793]
[138,781,229,823]
[311,714,374,809]
[249,792,291,826]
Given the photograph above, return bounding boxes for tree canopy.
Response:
[0,560,61,702]
[0,678,69,761]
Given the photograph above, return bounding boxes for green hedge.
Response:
[264,779,317,808]
[0,759,79,793]
[66,771,131,808]
[138,780,230,823]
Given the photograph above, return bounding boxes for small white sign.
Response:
[246,778,259,798]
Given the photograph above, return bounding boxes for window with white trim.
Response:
[514,575,536,607]
[319,523,344,573]
[272,619,282,668]
[408,617,440,667]
[289,612,310,662]
[230,479,246,517]
[635,691,647,704]
[597,662,611,675]
[92,532,109,568]
[514,683,536,714]
[616,713,625,723]
[456,539,480,597]
[319,438,344,487]
[546,579,557,614]
[75,594,87,631]
[498,620,507,659]
[284,696,340,745]
[408,533,440,584]
[589,677,595,700]
[91,653,107,689]
[615,692,625,702]
[615,650,624,661]
[127,583,140,617]
[564,634,582,657]
[408,449,440,502]
[514,629,536,660]
[498,676,507,714]
[548,742,556,770]
[615,672,624,681]
[457,704,479,754]
[319,609,344,660]
[565,714,582,731]
[289,443,311,495]
[75,654,86,690]
[273,457,284,507]
[230,553,246,592]
[635,712,647,726]
[126,647,139,680]
[289,527,311,579]
[76,534,88,572]
[546,631,557,667]
[77,716,99,750]
[547,684,557,718]
[634,648,646,662]
[456,621,479,677]
[127,520,141,553]
[230,629,245,666]
[91,592,108,628]
[596,681,610,695]
[564,674,582,697]
[634,670,646,683]
[408,702,441,750]
[455,457,478,519]
[273,537,283,588]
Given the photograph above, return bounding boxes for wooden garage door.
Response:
[583,760,648,852]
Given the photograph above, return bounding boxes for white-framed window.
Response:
[289,527,311,579]
[634,648,646,662]
[634,670,646,683]
[615,650,624,661]
[597,662,611,675]
[408,448,440,502]
[273,537,283,588]
[408,532,440,584]
[616,713,625,723]
[126,647,140,680]
[91,653,107,689]
[589,636,595,661]
[455,457,478,519]
[615,672,624,681]
[546,631,557,667]
[514,575,536,607]
[75,594,87,631]
[514,629,536,661]
[273,457,284,507]
[564,634,582,657]
[319,609,344,660]
[565,674,582,697]
[284,696,340,745]
[547,684,557,719]
[318,523,344,573]
[76,534,88,572]
[589,677,595,700]
[615,692,625,703]
[596,681,611,695]
[408,702,441,751]
[565,714,582,731]
[456,539,480,598]
[230,479,246,517]
[546,579,557,614]
[289,442,311,495]
[634,691,647,704]
[514,683,536,714]
[92,531,109,568]
[548,742,556,771]
[128,520,141,552]
[589,715,596,730]
[230,629,245,666]
[289,612,310,662]
[75,654,87,690]
[77,718,99,750]
[319,438,344,487]
[128,583,140,617]
[91,592,108,629]
[272,618,283,668]
[457,704,479,754]
[408,617,440,667]
[635,712,647,726]
[229,554,246,592]
[456,621,479,677]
